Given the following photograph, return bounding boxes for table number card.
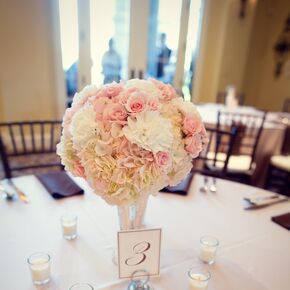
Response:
[118,228,162,278]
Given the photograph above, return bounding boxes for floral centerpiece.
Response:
[57,79,207,228]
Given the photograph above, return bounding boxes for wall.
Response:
[0,0,59,122]
[193,0,229,103]
[217,0,257,92]
[128,0,150,77]
[194,0,258,103]
[194,0,290,111]
[243,0,290,111]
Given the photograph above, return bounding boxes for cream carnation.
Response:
[123,111,173,153]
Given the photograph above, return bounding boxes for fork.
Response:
[7,179,30,203]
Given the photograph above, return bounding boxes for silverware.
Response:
[0,183,15,200]
[244,194,280,204]
[209,178,217,193]
[200,176,209,193]
[7,179,29,203]
[244,196,289,210]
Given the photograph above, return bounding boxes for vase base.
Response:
[112,248,118,266]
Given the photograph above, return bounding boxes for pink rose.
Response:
[74,161,85,178]
[125,92,147,113]
[182,115,202,135]
[103,103,127,123]
[150,78,177,101]
[94,88,107,99]
[93,97,110,120]
[154,151,171,169]
[147,97,160,111]
[184,134,203,157]
[160,84,176,101]
[200,125,209,144]
[104,82,123,98]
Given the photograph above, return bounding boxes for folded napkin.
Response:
[36,172,84,199]
[272,212,290,230]
[160,173,193,196]
[243,192,289,210]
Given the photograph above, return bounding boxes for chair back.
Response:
[283,98,290,113]
[0,120,62,178]
[217,111,266,170]
[192,127,238,178]
[216,91,245,106]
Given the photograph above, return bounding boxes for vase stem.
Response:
[118,194,149,231]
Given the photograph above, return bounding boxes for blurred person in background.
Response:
[101,38,122,84]
[156,33,171,79]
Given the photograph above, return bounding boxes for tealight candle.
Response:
[69,283,94,290]
[188,267,211,290]
[27,252,51,285]
[199,235,219,264]
[61,212,78,240]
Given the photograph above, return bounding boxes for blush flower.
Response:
[182,115,202,135]
[184,134,203,157]
[147,97,160,111]
[104,82,123,98]
[154,151,171,170]
[125,92,147,113]
[103,103,127,123]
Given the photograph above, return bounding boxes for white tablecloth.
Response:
[0,174,290,290]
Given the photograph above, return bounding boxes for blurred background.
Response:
[0,0,289,121]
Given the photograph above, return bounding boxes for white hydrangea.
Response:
[125,79,160,99]
[123,111,173,153]
[71,84,98,107]
[172,97,201,118]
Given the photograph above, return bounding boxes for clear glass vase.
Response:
[112,194,149,265]
[117,194,149,231]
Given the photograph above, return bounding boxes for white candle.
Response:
[188,268,210,290]
[69,283,94,290]
[27,253,50,285]
[30,259,50,282]
[62,222,77,237]
[199,245,216,263]
[199,236,219,264]
[61,212,78,240]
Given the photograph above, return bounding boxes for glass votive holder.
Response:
[199,235,219,264]
[27,252,51,285]
[69,283,94,290]
[127,270,154,290]
[188,267,211,290]
[61,212,78,240]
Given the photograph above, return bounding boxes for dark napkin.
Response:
[271,212,290,230]
[160,173,193,196]
[36,172,84,199]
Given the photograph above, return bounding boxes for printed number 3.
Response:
[125,241,151,266]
